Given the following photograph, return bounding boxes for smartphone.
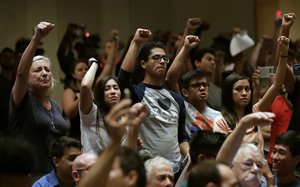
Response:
[258,66,274,78]
[293,64,300,76]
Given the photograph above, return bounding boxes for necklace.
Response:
[48,109,55,129]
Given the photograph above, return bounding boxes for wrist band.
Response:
[280,55,288,58]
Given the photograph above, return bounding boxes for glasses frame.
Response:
[188,82,210,89]
[148,55,170,64]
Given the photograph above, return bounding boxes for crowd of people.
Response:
[1,12,300,187]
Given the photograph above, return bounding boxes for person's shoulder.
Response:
[167,88,184,100]
[206,106,221,114]
[32,174,50,187]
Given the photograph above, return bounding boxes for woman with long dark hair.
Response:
[80,59,124,154]
[213,36,290,151]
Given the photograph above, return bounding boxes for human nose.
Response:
[41,69,48,76]
[241,89,248,95]
[159,58,167,64]
[272,152,279,160]
[109,87,117,94]
[251,162,261,172]
[164,178,172,187]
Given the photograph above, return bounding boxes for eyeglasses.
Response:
[148,55,170,63]
[189,82,209,89]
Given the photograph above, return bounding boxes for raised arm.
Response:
[256,36,290,111]
[268,17,282,67]
[12,22,54,107]
[56,23,78,74]
[80,58,98,114]
[216,112,275,165]
[175,18,201,56]
[120,29,152,73]
[165,35,200,93]
[96,30,119,83]
[281,13,296,93]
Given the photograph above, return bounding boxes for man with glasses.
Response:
[216,112,275,187]
[179,70,221,136]
[72,153,97,186]
[118,28,189,181]
[166,35,220,136]
[191,47,222,111]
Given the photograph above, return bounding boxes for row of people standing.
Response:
[7,12,300,185]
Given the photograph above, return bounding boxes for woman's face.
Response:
[104,79,121,108]
[28,59,52,90]
[232,79,251,108]
[72,62,88,82]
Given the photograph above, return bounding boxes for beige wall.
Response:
[1,0,256,106]
[256,0,300,41]
[279,0,300,40]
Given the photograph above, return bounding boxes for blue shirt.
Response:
[32,170,60,187]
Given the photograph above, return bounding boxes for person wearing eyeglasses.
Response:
[118,28,189,182]
[216,112,276,187]
[72,153,97,186]
[165,35,220,136]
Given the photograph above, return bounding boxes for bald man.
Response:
[72,153,97,185]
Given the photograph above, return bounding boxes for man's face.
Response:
[142,48,168,79]
[55,147,81,181]
[147,163,174,187]
[232,151,264,187]
[183,77,209,104]
[271,144,299,176]
[195,53,215,74]
[72,154,97,184]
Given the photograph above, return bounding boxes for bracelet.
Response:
[280,54,288,58]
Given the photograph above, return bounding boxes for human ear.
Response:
[181,88,189,98]
[52,157,60,168]
[194,59,201,68]
[124,170,138,186]
[140,60,147,69]
[72,171,80,183]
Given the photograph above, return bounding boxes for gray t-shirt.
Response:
[118,69,188,172]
